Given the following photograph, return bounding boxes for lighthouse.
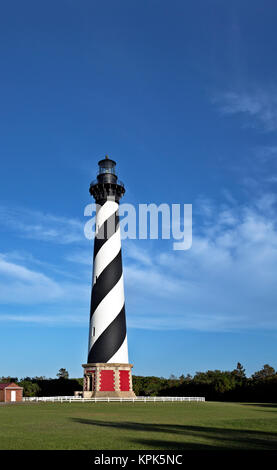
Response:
[82,156,135,398]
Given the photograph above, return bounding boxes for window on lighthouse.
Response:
[99,167,115,175]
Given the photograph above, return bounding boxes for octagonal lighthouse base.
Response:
[79,363,136,398]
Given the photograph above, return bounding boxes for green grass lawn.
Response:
[0,401,277,450]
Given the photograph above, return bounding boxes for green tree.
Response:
[19,380,41,397]
[234,362,246,378]
[0,376,18,383]
[57,368,69,379]
[169,374,177,380]
[214,375,236,394]
[252,364,276,381]
[179,373,192,383]
[231,363,247,386]
[184,373,193,382]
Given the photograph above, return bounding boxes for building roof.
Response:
[0,382,22,389]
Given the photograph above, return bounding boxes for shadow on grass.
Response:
[71,418,277,450]
[241,403,277,409]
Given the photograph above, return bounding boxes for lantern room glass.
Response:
[99,166,115,175]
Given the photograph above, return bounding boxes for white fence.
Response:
[23,396,205,403]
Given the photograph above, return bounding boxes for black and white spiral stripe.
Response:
[88,200,128,364]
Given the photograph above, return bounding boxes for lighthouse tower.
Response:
[82,156,135,398]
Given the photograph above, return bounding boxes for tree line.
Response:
[1,363,277,401]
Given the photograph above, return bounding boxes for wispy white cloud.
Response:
[0,313,87,325]
[0,254,89,306]
[65,250,92,265]
[213,89,277,131]
[2,250,82,280]
[123,241,152,266]
[0,206,84,244]
[124,192,277,332]
[0,256,63,303]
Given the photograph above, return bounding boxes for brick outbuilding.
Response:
[0,383,23,403]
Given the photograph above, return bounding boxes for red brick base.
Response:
[81,363,136,398]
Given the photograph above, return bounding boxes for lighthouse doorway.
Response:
[89,374,93,391]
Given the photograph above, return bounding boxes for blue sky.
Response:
[1,0,277,379]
